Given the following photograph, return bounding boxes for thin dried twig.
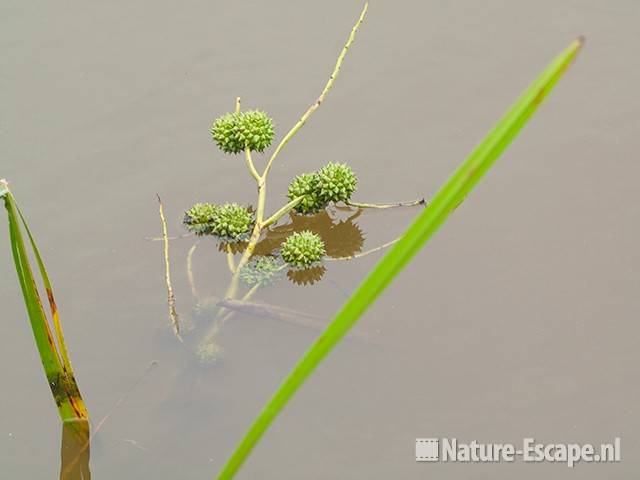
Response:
[157,195,183,342]
[346,198,426,209]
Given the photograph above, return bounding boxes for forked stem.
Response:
[261,196,303,228]
[244,148,261,183]
[199,2,370,358]
[232,1,369,276]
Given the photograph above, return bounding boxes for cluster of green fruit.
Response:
[184,203,254,241]
[287,162,357,214]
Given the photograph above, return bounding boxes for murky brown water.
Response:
[2,1,640,478]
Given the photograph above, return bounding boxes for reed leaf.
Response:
[215,37,584,479]
[2,182,88,423]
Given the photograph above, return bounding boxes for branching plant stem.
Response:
[234,1,369,273]
[261,196,303,228]
[244,148,261,183]
[200,2,370,351]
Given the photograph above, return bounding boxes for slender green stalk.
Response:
[226,244,237,273]
[236,179,266,272]
[215,37,584,480]
[244,147,261,183]
[261,196,303,228]
[262,2,369,180]
[2,183,88,422]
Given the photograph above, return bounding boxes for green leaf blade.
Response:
[3,189,88,422]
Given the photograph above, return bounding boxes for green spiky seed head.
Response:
[184,202,220,235]
[211,203,254,241]
[281,230,326,268]
[317,162,357,203]
[239,256,282,287]
[287,172,327,214]
[239,110,275,152]
[211,110,274,154]
[211,113,239,153]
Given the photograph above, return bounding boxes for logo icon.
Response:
[416,438,439,462]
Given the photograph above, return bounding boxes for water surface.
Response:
[1,1,639,478]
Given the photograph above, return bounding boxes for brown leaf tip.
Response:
[575,35,586,50]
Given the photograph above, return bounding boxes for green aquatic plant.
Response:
[214,33,585,480]
[281,230,326,268]
[168,1,422,353]
[1,180,89,424]
[180,0,415,284]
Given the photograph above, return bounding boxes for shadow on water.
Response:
[254,208,365,261]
